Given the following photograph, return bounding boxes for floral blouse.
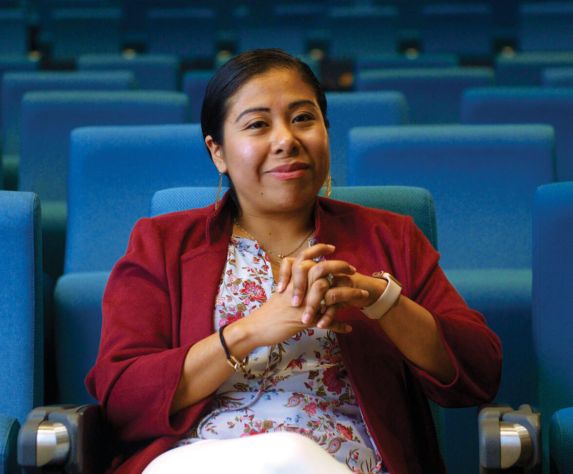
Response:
[178,235,387,474]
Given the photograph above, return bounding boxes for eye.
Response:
[246,120,267,130]
[293,112,315,123]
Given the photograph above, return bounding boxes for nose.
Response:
[271,121,299,157]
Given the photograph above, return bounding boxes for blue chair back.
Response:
[420,3,493,56]
[182,70,212,123]
[533,182,573,470]
[356,67,494,124]
[1,71,135,157]
[0,191,42,423]
[50,7,122,60]
[0,9,27,55]
[19,90,189,202]
[326,91,408,186]
[519,2,573,52]
[348,124,555,270]
[66,124,213,273]
[355,53,458,73]
[78,54,180,90]
[543,67,573,87]
[462,87,573,181]
[496,52,573,86]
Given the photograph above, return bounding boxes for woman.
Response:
[87,49,501,474]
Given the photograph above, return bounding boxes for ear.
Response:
[205,135,227,174]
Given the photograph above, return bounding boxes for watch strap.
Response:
[361,272,402,320]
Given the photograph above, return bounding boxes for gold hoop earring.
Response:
[215,172,223,210]
[323,174,332,198]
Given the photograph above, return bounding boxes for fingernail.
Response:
[328,245,336,250]
[302,312,311,324]
[350,265,357,272]
[292,295,301,306]
[276,281,284,292]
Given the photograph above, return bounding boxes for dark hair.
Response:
[201,48,328,146]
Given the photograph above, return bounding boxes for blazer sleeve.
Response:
[85,218,210,442]
[400,217,502,407]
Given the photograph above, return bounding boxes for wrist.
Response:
[223,317,257,360]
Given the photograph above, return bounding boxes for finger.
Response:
[316,306,352,333]
[301,278,331,324]
[276,257,295,293]
[323,287,370,308]
[296,243,336,263]
[290,259,316,307]
[307,260,357,285]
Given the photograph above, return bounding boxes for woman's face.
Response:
[206,68,330,217]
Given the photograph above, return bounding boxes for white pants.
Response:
[143,432,354,474]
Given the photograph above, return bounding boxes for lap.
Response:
[143,432,354,474]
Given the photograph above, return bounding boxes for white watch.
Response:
[361,271,402,320]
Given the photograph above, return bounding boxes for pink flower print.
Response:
[240,281,266,304]
[336,423,354,441]
[286,393,303,407]
[286,355,305,370]
[303,402,318,416]
[219,310,244,328]
[323,366,344,394]
[326,437,342,454]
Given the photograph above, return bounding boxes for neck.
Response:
[234,207,315,259]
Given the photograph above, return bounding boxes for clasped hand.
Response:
[245,244,388,348]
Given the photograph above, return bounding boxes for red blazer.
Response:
[86,195,502,474]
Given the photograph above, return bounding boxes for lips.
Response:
[267,162,310,173]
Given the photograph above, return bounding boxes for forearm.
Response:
[170,318,257,414]
[377,295,455,384]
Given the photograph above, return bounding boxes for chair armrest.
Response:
[18,404,111,474]
[550,407,573,474]
[0,414,20,474]
[479,404,541,472]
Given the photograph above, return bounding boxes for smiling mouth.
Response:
[267,163,310,173]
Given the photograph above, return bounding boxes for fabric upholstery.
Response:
[0,191,43,422]
[462,87,573,181]
[550,407,573,474]
[495,52,573,86]
[533,182,573,470]
[0,415,19,474]
[78,54,179,91]
[519,2,573,52]
[543,67,573,87]
[182,71,212,123]
[0,9,26,55]
[355,53,458,72]
[326,92,408,186]
[356,68,494,124]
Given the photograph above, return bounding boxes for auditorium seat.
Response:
[462,87,573,181]
[78,53,180,90]
[1,71,135,191]
[182,70,212,123]
[19,90,189,279]
[0,190,42,473]
[55,123,212,403]
[533,182,573,472]
[325,91,408,185]
[348,123,555,474]
[542,67,573,87]
[0,9,27,56]
[495,52,573,86]
[356,67,494,124]
[518,2,573,52]
[355,53,458,73]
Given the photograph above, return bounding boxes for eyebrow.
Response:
[234,100,318,123]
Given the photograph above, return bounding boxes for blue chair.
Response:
[532,182,573,472]
[325,91,408,185]
[0,9,27,55]
[327,5,398,58]
[182,70,212,123]
[348,124,556,474]
[519,2,573,52]
[542,67,573,87]
[495,52,573,86]
[146,7,217,60]
[0,191,42,474]
[55,123,213,403]
[78,53,180,90]
[355,53,458,73]
[356,67,494,124]
[1,70,135,191]
[49,7,122,60]
[420,3,493,57]
[19,90,189,279]
[462,87,573,181]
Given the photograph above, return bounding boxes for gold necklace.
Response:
[233,218,315,261]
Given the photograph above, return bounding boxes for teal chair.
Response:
[0,191,42,474]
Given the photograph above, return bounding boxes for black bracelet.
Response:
[219,325,247,372]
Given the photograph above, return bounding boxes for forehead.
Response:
[225,68,318,117]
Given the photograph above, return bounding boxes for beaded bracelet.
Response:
[219,325,248,372]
